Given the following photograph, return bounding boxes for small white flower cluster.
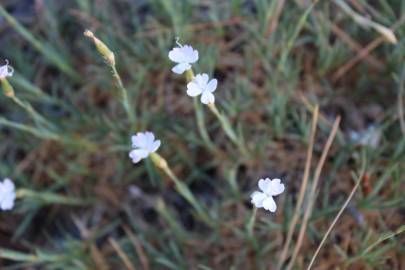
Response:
[0,178,16,211]
[129,39,285,214]
[168,39,218,105]
[0,60,14,79]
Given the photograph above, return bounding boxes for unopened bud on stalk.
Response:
[84,30,115,66]
[374,25,397,44]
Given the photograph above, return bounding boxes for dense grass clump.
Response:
[0,1,404,269]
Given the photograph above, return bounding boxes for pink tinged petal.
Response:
[262,196,277,212]
[168,47,184,63]
[186,82,202,97]
[200,91,215,104]
[267,178,285,196]
[172,63,190,74]
[207,79,217,92]
[150,140,161,152]
[258,178,271,192]
[251,191,266,208]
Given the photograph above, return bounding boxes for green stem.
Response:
[208,103,250,158]
[11,96,56,130]
[150,153,213,226]
[247,207,259,251]
[0,117,60,141]
[186,69,249,157]
[193,98,217,151]
[16,189,92,206]
[0,6,79,80]
[111,65,136,128]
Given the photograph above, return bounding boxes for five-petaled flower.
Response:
[0,60,14,79]
[168,43,199,74]
[0,178,16,211]
[187,73,218,104]
[129,132,161,164]
[251,178,285,212]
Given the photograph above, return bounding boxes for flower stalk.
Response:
[84,30,136,128]
[185,69,250,157]
[1,74,96,151]
[1,66,56,130]
[16,189,90,206]
[149,152,212,226]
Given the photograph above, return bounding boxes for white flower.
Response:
[0,60,14,79]
[129,132,161,164]
[349,125,381,149]
[0,178,16,211]
[251,178,285,212]
[186,73,218,104]
[168,40,199,74]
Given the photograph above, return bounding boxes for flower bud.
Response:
[84,30,115,66]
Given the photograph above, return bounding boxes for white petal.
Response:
[144,132,155,147]
[172,63,190,74]
[258,178,271,192]
[149,140,161,152]
[186,82,202,97]
[2,178,14,193]
[132,133,148,148]
[168,47,185,63]
[251,191,266,208]
[201,73,209,84]
[129,155,141,164]
[129,149,149,163]
[267,178,285,196]
[262,196,277,212]
[1,193,15,210]
[189,50,198,63]
[207,79,217,92]
[194,74,205,86]
[182,45,199,63]
[0,65,8,78]
[131,135,140,148]
[200,91,215,104]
